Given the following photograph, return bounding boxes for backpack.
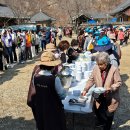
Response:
[87,39,94,51]
[17,36,22,46]
[112,50,120,66]
[31,37,36,46]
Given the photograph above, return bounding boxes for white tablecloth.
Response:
[62,79,95,114]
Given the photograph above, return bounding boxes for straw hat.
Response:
[45,43,56,52]
[38,51,61,66]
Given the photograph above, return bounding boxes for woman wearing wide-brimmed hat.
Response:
[27,51,67,130]
[45,43,56,52]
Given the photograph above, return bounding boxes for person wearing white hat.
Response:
[83,31,93,51]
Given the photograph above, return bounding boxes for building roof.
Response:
[88,12,112,19]
[31,11,55,22]
[72,12,111,21]
[111,0,130,15]
[72,14,89,20]
[0,4,15,18]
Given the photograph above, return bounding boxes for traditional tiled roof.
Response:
[31,11,55,22]
[72,11,111,20]
[87,12,112,19]
[111,0,130,15]
[0,4,15,18]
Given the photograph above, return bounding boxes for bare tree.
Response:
[0,0,124,26]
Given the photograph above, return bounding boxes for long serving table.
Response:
[62,78,95,130]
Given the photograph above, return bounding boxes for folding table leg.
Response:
[72,113,75,130]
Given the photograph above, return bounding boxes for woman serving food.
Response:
[82,52,122,130]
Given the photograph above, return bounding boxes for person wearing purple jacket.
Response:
[8,29,17,62]
[1,30,13,64]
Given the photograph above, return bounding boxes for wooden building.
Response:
[72,14,90,26]
[0,4,16,27]
[111,0,130,22]
[0,3,30,27]
[30,10,56,27]
[72,12,111,26]
[88,12,112,23]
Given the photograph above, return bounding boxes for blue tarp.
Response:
[109,18,117,23]
[88,19,97,24]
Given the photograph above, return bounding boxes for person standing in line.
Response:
[46,28,51,45]
[124,29,129,45]
[77,29,85,51]
[8,28,17,62]
[27,51,67,130]
[41,30,46,51]
[50,28,57,47]
[118,28,125,46]
[69,27,72,38]
[83,31,93,51]
[34,32,40,55]
[57,27,62,41]
[25,31,32,60]
[93,29,120,68]
[0,35,3,71]
[17,30,26,64]
[31,30,36,58]
[107,28,116,41]
[1,30,13,64]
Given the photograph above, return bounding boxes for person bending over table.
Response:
[82,52,122,130]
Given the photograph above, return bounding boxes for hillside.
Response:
[0,0,124,26]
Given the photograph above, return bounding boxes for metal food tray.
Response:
[69,99,87,107]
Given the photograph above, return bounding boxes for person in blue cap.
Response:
[85,27,91,33]
[93,30,120,67]
[94,31,100,42]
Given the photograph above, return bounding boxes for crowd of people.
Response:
[26,24,128,130]
[0,27,66,73]
[1,23,129,130]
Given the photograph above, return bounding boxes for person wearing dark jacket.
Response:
[0,38,3,71]
[27,51,66,130]
[58,40,70,63]
[67,39,80,63]
[46,28,51,44]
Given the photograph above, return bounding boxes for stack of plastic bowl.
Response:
[84,71,92,80]
[86,61,92,71]
[75,62,82,82]
[81,62,87,72]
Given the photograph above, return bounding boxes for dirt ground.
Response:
[0,37,130,130]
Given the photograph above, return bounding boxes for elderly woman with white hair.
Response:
[82,52,122,130]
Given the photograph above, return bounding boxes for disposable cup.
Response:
[86,61,92,71]
[76,71,82,81]
[84,71,92,79]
